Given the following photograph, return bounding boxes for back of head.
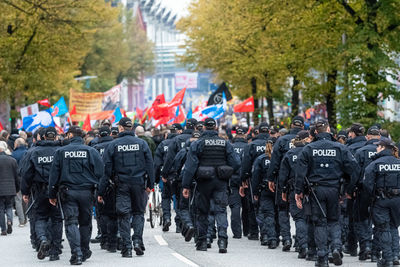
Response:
[186,118,198,130]
[67,126,83,137]
[258,122,269,134]
[14,138,26,148]
[99,126,111,137]
[315,119,329,133]
[349,123,365,136]
[19,131,27,140]
[118,117,133,132]
[135,126,145,137]
[0,141,8,153]
[204,118,216,131]
[292,116,305,128]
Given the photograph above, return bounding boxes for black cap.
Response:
[118,117,133,128]
[187,118,198,129]
[367,126,380,136]
[337,130,348,139]
[172,123,183,131]
[204,118,216,128]
[259,122,269,133]
[111,127,119,135]
[349,123,365,135]
[67,126,83,136]
[292,116,305,127]
[296,130,309,140]
[315,119,328,129]
[99,126,111,137]
[269,125,279,135]
[192,131,201,138]
[101,119,111,127]
[45,127,57,138]
[375,137,396,148]
[236,127,245,135]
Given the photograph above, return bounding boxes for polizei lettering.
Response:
[292,155,297,162]
[256,146,266,152]
[379,164,400,172]
[65,151,87,158]
[99,148,105,156]
[38,156,54,164]
[234,148,243,154]
[368,151,377,158]
[117,144,140,152]
[205,139,226,146]
[312,149,336,157]
[163,146,169,152]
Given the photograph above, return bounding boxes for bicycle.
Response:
[147,183,163,228]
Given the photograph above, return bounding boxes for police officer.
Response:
[353,126,381,261]
[21,127,62,261]
[362,138,400,267]
[93,126,117,252]
[229,127,247,239]
[279,130,310,258]
[267,116,305,251]
[49,126,104,265]
[240,122,270,240]
[295,120,360,267]
[182,118,240,253]
[170,131,201,242]
[99,117,154,258]
[161,119,197,232]
[345,123,367,256]
[154,123,181,231]
[251,140,276,248]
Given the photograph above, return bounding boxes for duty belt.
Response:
[377,188,400,199]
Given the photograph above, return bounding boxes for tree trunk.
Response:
[326,71,337,127]
[264,73,274,125]
[291,75,300,117]
[251,77,260,125]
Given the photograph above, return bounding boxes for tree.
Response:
[0,0,118,124]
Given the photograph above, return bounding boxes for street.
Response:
[0,213,374,267]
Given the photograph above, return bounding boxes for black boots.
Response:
[37,240,50,260]
[218,239,228,254]
[69,254,83,265]
[196,240,207,251]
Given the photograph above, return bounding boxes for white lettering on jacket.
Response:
[292,155,297,162]
[163,146,169,152]
[65,151,87,158]
[265,159,270,165]
[256,146,265,152]
[117,144,139,152]
[234,147,243,154]
[99,148,105,156]
[38,156,53,164]
[379,164,400,172]
[368,151,376,158]
[312,149,336,157]
[181,142,186,148]
[205,139,226,146]
[289,143,295,149]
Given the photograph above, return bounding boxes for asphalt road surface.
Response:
[0,212,375,267]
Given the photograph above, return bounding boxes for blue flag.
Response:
[201,104,225,120]
[22,109,55,132]
[51,97,68,117]
[112,107,123,126]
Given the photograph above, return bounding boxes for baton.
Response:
[57,193,65,220]
[305,177,327,218]
[25,198,36,216]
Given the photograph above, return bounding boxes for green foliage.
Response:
[178,0,400,125]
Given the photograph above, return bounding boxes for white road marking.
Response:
[172,252,199,267]
[154,234,168,246]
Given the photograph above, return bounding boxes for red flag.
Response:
[82,114,91,132]
[37,98,51,107]
[168,88,186,107]
[0,121,4,131]
[136,108,143,120]
[70,105,77,115]
[152,94,166,107]
[234,96,254,113]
